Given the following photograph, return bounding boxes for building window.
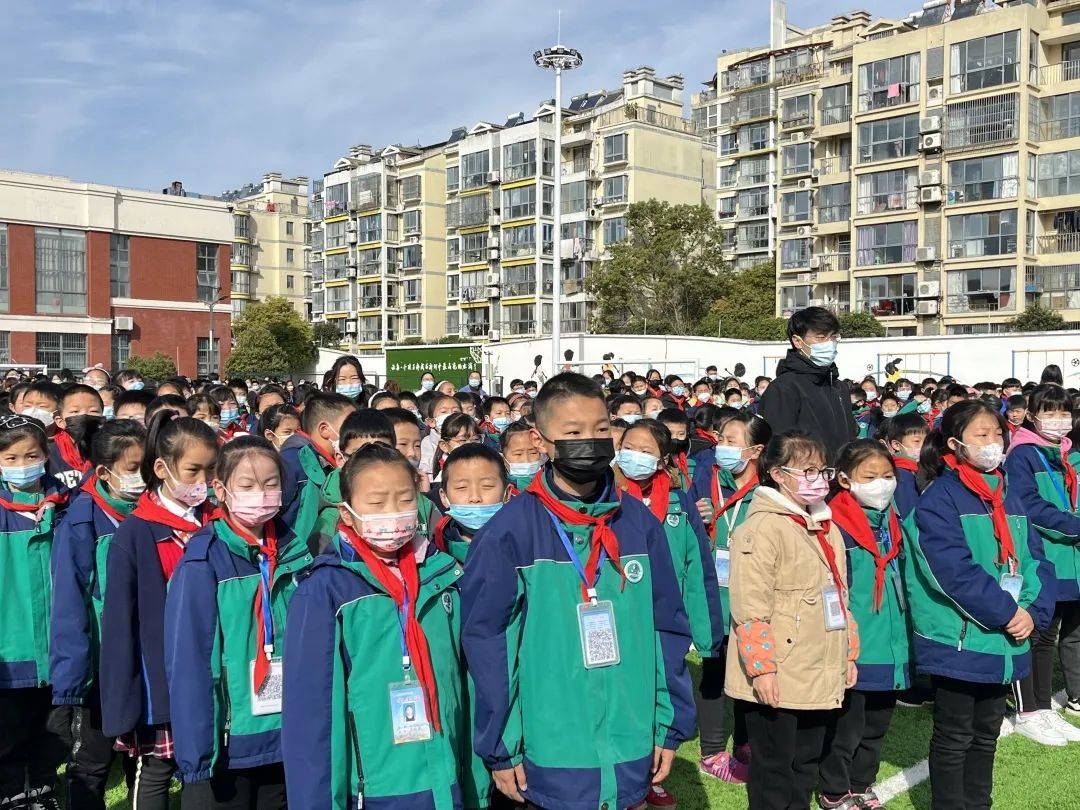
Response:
[232,297,247,316]
[194,243,219,302]
[445,309,460,335]
[780,94,814,128]
[737,223,769,251]
[780,238,811,269]
[946,323,1005,335]
[1026,265,1080,310]
[818,183,851,224]
[739,123,771,153]
[462,306,490,337]
[324,183,348,216]
[856,273,917,316]
[0,224,9,311]
[562,180,587,214]
[231,270,251,295]
[460,269,487,302]
[1037,92,1080,142]
[446,165,460,192]
[404,278,421,304]
[459,193,489,227]
[35,228,87,315]
[403,313,421,337]
[561,301,590,333]
[403,210,421,234]
[781,142,812,176]
[358,214,381,243]
[819,84,852,126]
[401,175,421,201]
[503,140,537,181]
[603,217,627,245]
[780,285,811,313]
[946,153,1019,204]
[542,185,553,217]
[718,196,736,218]
[358,282,380,309]
[719,165,738,188]
[0,332,8,363]
[503,224,536,259]
[36,332,86,372]
[285,221,294,236]
[781,191,812,223]
[733,87,772,123]
[447,274,460,300]
[325,219,348,249]
[234,214,250,239]
[461,150,490,190]
[111,332,130,369]
[502,263,537,297]
[542,140,555,177]
[719,133,738,156]
[286,248,295,264]
[945,93,1018,150]
[604,134,628,164]
[949,31,1019,94]
[462,232,486,264]
[858,53,920,111]
[947,210,1018,258]
[738,188,769,217]
[856,221,917,266]
[232,242,252,266]
[447,238,460,264]
[312,290,324,315]
[358,315,381,343]
[947,266,1016,312]
[503,186,536,220]
[504,303,536,335]
[857,114,920,163]
[1037,149,1080,196]
[603,175,628,204]
[286,275,295,290]
[400,244,422,271]
[325,285,350,312]
[856,169,917,215]
[197,337,220,377]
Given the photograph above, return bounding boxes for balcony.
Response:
[780,111,814,130]
[721,66,770,93]
[503,319,537,336]
[350,185,380,211]
[462,322,490,337]
[736,170,774,188]
[857,81,919,113]
[736,203,770,221]
[460,284,487,302]
[813,252,851,273]
[1038,232,1080,254]
[459,203,490,228]
[359,261,381,277]
[818,204,851,224]
[561,236,596,259]
[1038,60,1080,86]
[731,104,776,125]
[777,63,824,87]
[945,177,1019,205]
[359,331,382,343]
[503,163,536,182]
[819,105,851,127]
[736,237,770,253]
[359,296,382,310]
[856,189,918,216]
[561,158,591,176]
[815,155,851,175]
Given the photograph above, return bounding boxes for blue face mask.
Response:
[338,384,362,399]
[507,459,542,482]
[621,413,642,425]
[103,406,115,420]
[897,389,912,401]
[127,380,145,391]
[806,340,838,368]
[671,385,686,397]
[617,449,659,481]
[2,460,47,489]
[468,378,482,389]
[421,379,435,392]
[492,416,512,432]
[220,407,239,426]
[448,503,503,532]
[917,400,932,414]
[714,444,749,474]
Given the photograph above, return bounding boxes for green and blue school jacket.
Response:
[836,507,912,692]
[164,518,312,783]
[906,470,1055,685]
[460,468,695,810]
[0,479,66,690]
[894,465,920,520]
[1003,441,1080,601]
[50,483,135,704]
[436,519,472,567]
[280,434,333,554]
[282,538,488,810]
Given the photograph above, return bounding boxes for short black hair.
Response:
[26,381,62,408]
[608,394,642,415]
[339,409,395,449]
[533,372,604,432]
[380,407,423,432]
[499,420,532,451]
[299,392,356,435]
[61,383,103,410]
[115,389,155,411]
[443,442,508,486]
[786,306,841,343]
[481,396,510,418]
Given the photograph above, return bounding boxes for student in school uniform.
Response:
[907,399,1054,810]
[0,415,71,810]
[258,405,301,452]
[724,430,859,810]
[99,413,219,810]
[1003,383,1080,746]
[499,421,543,494]
[476,397,512,451]
[883,413,928,519]
[48,384,106,490]
[282,443,488,810]
[688,409,771,785]
[614,418,725,807]
[655,409,693,490]
[460,372,695,810]
[818,441,911,810]
[419,394,463,478]
[165,436,312,809]
[434,443,510,565]
[207,385,248,443]
[51,419,147,810]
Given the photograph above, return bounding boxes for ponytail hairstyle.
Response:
[716,409,773,450]
[757,430,827,491]
[89,419,147,469]
[917,398,1006,489]
[141,411,218,492]
[66,414,106,463]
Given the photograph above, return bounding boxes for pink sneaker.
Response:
[646,784,677,807]
[734,743,752,766]
[700,751,748,784]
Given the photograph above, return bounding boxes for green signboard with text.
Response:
[385,344,482,391]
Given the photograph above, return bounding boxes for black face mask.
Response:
[64,414,104,445]
[550,438,616,484]
[670,437,690,455]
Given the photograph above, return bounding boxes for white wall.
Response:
[316,331,1080,389]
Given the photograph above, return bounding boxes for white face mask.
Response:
[848,477,897,511]
[107,469,147,499]
[20,406,55,427]
[956,440,1005,472]
[1037,415,1073,442]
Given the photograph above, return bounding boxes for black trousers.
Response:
[1016,599,1080,712]
[0,687,68,800]
[122,753,177,810]
[744,703,833,810]
[929,676,1007,810]
[696,647,748,757]
[818,689,896,797]
[54,697,118,810]
[180,763,287,810]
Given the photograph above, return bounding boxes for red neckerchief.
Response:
[526,475,626,602]
[669,394,688,411]
[893,456,919,473]
[221,422,248,442]
[338,523,441,732]
[477,420,499,437]
[787,513,847,607]
[830,490,902,611]
[673,452,691,489]
[131,491,205,534]
[507,483,520,498]
[80,475,128,524]
[622,469,672,522]
[694,428,718,448]
[222,516,278,691]
[432,514,451,553]
[55,429,91,473]
[646,384,663,398]
[943,454,1017,566]
[294,429,337,468]
[0,487,67,515]
[1060,448,1079,510]
[708,470,758,541]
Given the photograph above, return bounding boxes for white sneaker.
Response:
[1041,709,1080,742]
[1015,713,1069,747]
[1064,698,1080,717]
[999,713,1014,738]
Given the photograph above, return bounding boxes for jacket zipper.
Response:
[348,712,364,807]
[221,666,232,746]
[957,621,968,652]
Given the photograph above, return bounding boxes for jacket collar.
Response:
[776,348,837,384]
[754,485,832,529]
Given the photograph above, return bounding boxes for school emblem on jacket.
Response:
[624,559,645,584]
[442,592,454,614]
[666,514,680,528]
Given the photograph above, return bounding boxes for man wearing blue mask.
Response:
[758,306,856,463]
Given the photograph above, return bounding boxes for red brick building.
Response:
[0,170,233,376]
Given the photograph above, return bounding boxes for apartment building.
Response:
[0,170,232,376]
[222,173,309,317]
[704,0,1080,335]
[307,66,713,349]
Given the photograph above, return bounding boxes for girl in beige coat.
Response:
[725,430,860,810]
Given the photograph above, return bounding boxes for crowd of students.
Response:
[0,306,1079,810]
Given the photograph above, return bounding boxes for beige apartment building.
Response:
[307,66,714,350]
[698,0,1080,335]
[222,174,309,318]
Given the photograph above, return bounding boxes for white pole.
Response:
[551,66,563,375]
[208,299,215,378]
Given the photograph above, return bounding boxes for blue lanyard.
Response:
[545,510,606,602]
[1035,449,1073,510]
[257,553,274,652]
[397,589,411,672]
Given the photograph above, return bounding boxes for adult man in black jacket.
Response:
[759,307,856,462]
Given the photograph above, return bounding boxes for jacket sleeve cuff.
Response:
[180,768,214,784]
[51,692,86,707]
[847,616,861,663]
[483,752,522,771]
[735,620,777,678]
[657,726,681,749]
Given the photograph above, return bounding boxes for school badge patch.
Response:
[442,592,454,615]
[624,559,645,584]
[666,514,680,528]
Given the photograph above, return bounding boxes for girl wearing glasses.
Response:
[725,429,859,810]
[908,399,1054,810]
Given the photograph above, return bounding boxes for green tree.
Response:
[312,321,343,347]
[231,297,316,372]
[225,323,289,377]
[126,352,177,380]
[1009,303,1069,332]
[585,200,728,334]
[699,261,787,341]
[838,311,886,338]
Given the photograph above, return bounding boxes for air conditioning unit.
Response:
[796,225,815,237]
[915,246,938,263]
[490,214,502,226]
[593,197,605,207]
[485,271,500,285]
[113,316,134,331]
[809,256,821,269]
[587,207,600,219]
[790,131,806,142]
[920,133,942,152]
[343,319,358,334]
[347,232,358,243]
[808,298,825,307]
[797,178,813,190]
[487,170,501,184]
[488,247,500,260]
[347,267,357,279]
[487,236,500,248]
[927,85,944,106]
[919,116,942,134]
[810,168,821,179]
[916,300,939,316]
[488,329,502,341]
[345,221,357,232]
[919,186,942,204]
[919,169,941,187]
[917,280,941,298]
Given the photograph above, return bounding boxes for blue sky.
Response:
[1,0,915,194]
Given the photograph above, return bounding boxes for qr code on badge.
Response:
[581,609,619,668]
[257,671,283,702]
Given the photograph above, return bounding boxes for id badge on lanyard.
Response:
[714,548,730,588]
[1000,558,1023,603]
[250,553,282,715]
[388,593,433,744]
[823,585,847,631]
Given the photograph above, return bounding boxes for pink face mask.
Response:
[344,504,418,552]
[225,487,282,528]
[165,466,208,508]
[780,467,831,506]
